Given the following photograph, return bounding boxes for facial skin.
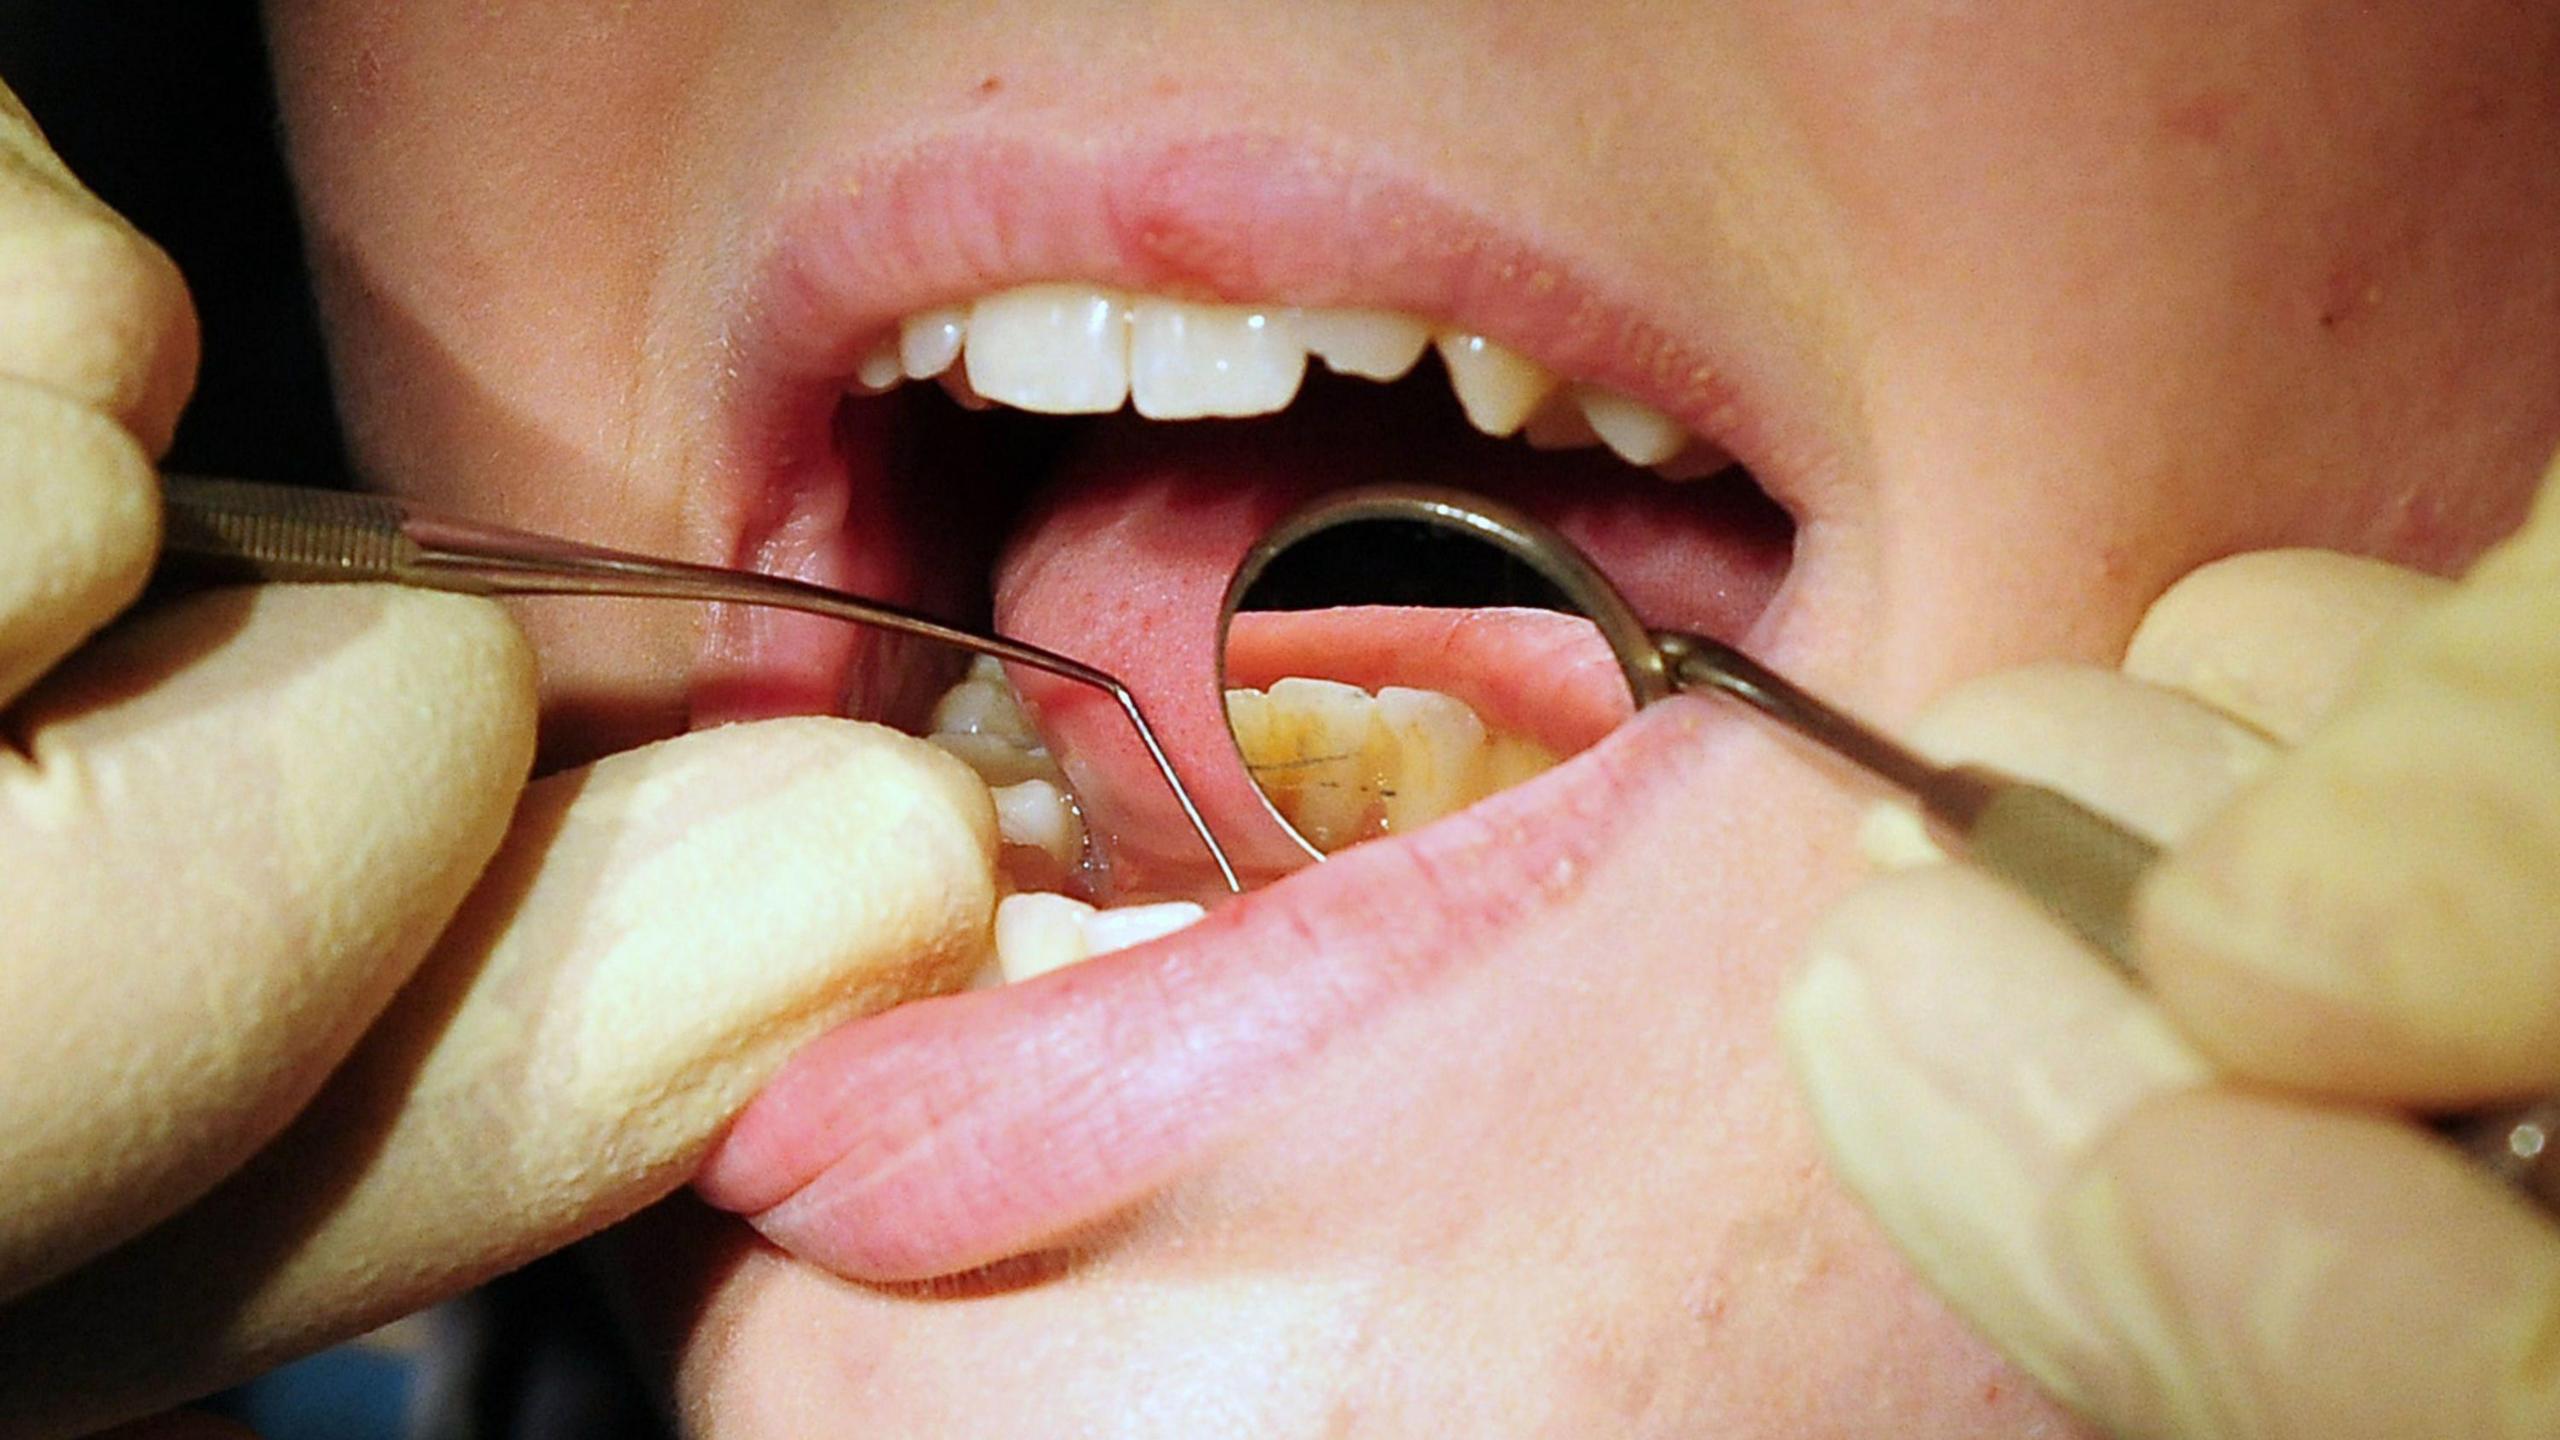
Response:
[263,3,2559,1434]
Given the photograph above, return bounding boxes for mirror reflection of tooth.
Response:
[900,306,967,380]
[1375,685,1484,833]
[1433,332,1558,437]
[1228,677,1564,854]
[1259,677,1382,850]
[1574,386,1686,467]
[1296,307,1432,381]
[1481,734,1560,793]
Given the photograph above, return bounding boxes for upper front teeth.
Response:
[848,283,1716,476]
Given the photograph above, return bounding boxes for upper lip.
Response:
[685,121,1813,1282]
[709,126,1820,577]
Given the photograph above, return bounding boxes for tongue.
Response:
[991,375,1791,900]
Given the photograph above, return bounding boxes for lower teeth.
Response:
[921,655,1553,986]
[926,656,1090,887]
[1225,677,1559,853]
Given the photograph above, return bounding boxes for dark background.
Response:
[1,2,350,484]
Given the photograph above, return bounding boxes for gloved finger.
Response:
[2137,461,2560,1104]
[2123,548,2447,745]
[1783,866,2560,1440]
[1857,661,2277,872]
[0,378,158,707]
[0,719,999,1440]
[0,586,535,1302]
[0,79,197,451]
[2049,1092,2560,1440]
[1782,865,2214,1423]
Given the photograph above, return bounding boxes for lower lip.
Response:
[694,697,1728,1283]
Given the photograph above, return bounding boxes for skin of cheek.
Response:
[1744,0,2560,716]
[264,0,739,763]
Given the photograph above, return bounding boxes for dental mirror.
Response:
[1217,487,1673,862]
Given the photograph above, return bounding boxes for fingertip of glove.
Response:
[0,380,160,702]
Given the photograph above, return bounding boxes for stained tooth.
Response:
[900,306,967,380]
[964,283,1130,414]
[994,892,1095,983]
[1232,678,1568,853]
[992,777,1083,872]
[850,337,904,395]
[1573,385,1686,467]
[1373,686,1487,834]
[1253,677,1382,851]
[1296,307,1431,381]
[1129,299,1308,419]
[1079,900,1205,958]
[1519,394,1601,450]
[1433,332,1558,438]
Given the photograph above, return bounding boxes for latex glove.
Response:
[0,83,1001,1438]
[1783,452,2560,1440]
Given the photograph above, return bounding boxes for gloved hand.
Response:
[1783,452,2560,1439]
[0,82,1001,1438]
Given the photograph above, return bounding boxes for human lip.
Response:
[688,128,1810,1281]
[714,127,1819,543]
[694,700,1733,1282]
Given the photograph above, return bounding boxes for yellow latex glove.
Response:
[1783,452,2560,1439]
[0,84,1001,1438]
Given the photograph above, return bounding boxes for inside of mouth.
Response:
[821,304,1797,980]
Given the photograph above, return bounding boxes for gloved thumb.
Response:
[2132,454,2560,1107]
[0,717,1000,1440]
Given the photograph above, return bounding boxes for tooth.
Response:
[992,777,1083,872]
[1128,299,1308,420]
[1573,386,1686,467]
[994,891,1096,984]
[850,336,904,395]
[1251,677,1384,851]
[964,283,1130,414]
[1296,307,1431,381]
[1079,900,1205,957]
[1373,686,1488,834]
[931,674,1039,748]
[1233,679,1568,852]
[900,306,967,380]
[929,732,1061,789]
[1519,394,1601,450]
[1434,332,1558,438]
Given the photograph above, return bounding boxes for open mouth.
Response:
[687,135,1804,1283]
